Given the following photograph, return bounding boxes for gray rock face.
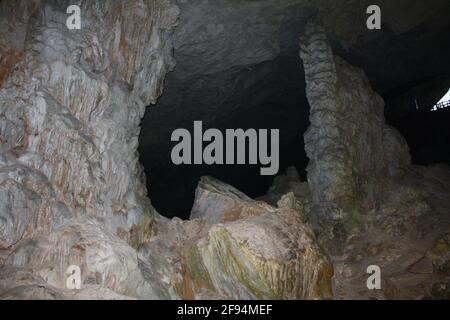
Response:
[182,179,333,300]
[0,0,178,250]
[6,217,158,298]
[190,176,276,225]
[299,17,411,221]
[0,0,179,299]
[137,177,333,300]
[284,16,450,299]
[0,1,333,300]
[0,265,136,300]
[328,164,450,300]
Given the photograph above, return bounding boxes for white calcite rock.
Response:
[6,217,158,298]
[0,0,179,299]
[190,176,276,225]
[182,178,333,300]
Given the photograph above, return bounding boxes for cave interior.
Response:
[2,0,450,301]
[138,3,450,219]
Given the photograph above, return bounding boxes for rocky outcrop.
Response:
[299,16,411,221]
[0,0,178,248]
[329,164,450,299]
[182,179,333,300]
[0,0,334,301]
[190,176,276,225]
[137,177,333,300]
[0,265,135,300]
[0,0,179,299]
[291,16,450,299]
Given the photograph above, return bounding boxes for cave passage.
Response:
[386,86,450,166]
[138,52,311,219]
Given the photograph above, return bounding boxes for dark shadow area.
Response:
[388,103,450,166]
[138,52,310,219]
[385,84,450,166]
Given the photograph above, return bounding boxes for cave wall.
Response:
[0,0,179,250]
[0,0,182,298]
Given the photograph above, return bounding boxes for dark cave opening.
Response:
[391,106,450,166]
[138,51,310,219]
[385,85,450,166]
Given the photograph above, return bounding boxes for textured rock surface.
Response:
[0,0,179,299]
[6,217,158,298]
[0,0,333,300]
[291,16,450,299]
[259,166,310,209]
[0,266,135,300]
[330,165,450,299]
[299,16,411,221]
[0,0,178,248]
[190,176,276,225]
[0,1,177,248]
[1,0,450,301]
[137,178,333,300]
[182,180,333,300]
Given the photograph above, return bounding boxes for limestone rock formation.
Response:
[261,166,310,206]
[0,266,135,300]
[299,16,411,222]
[0,0,179,252]
[182,179,333,300]
[6,217,158,298]
[138,177,333,300]
[0,0,180,299]
[293,16,450,299]
[1,0,450,301]
[190,176,276,225]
